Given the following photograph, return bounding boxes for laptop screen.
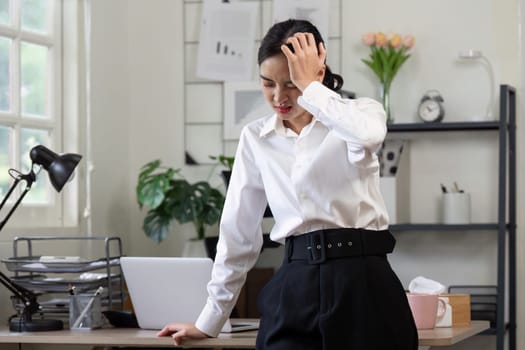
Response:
[120,257,213,330]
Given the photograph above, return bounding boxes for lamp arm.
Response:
[0,270,35,304]
[0,168,41,320]
[0,177,21,212]
[480,55,495,118]
[0,270,41,321]
[0,170,36,232]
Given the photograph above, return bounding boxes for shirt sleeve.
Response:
[298,81,387,154]
[195,127,266,337]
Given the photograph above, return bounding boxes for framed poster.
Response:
[273,0,330,40]
[196,1,258,81]
[223,81,272,140]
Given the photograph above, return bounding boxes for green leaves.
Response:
[143,210,173,243]
[362,45,411,87]
[136,160,225,243]
[136,160,180,209]
[209,154,235,170]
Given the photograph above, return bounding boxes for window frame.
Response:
[0,0,81,231]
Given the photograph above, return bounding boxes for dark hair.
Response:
[258,19,344,92]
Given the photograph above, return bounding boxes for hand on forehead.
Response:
[285,32,318,50]
[281,32,326,63]
[278,32,327,91]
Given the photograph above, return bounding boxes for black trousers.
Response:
[256,229,418,350]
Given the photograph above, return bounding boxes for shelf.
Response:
[481,322,511,336]
[482,328,498,335]
[385,85,516,350]
[2,256,121,273]
[387,121,500,133]
[11,274,122,293]
[390,223,500,231]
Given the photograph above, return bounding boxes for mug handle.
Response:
[436,298,447,318]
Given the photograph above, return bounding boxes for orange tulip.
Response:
[375,32,387,47]
[390,34,402,49]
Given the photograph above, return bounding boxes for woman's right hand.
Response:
[280,32,326,91]
[156,322,209,346]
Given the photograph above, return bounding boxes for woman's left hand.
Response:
[280,32,326,91]
[156,322,209,346]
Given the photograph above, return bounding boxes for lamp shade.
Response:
[457,48,495,119]
[29,145,82,192]
[458,49,483,59]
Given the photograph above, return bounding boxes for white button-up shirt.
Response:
[195,81,390,336]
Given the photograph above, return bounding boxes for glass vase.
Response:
[380,84,393,124]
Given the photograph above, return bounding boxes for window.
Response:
[0,0,77,229]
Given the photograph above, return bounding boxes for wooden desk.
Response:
[0,321,490,349]
[418,321,490,347]
[0,327,256,348]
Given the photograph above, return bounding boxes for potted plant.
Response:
[136,160,225,247]
[209,154,234,186]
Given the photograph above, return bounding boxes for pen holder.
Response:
[69,293,103,330]
[442,192,471,224]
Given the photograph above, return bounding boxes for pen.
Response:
[440,183,447,193]
[453,181,465,193]
[71,286,104,329]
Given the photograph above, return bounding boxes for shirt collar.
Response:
[259,114,281,137]
[259,114,319,138]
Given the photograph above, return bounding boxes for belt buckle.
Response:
[307,230,326,264]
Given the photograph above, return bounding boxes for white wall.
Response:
[89,0,131,241]
[125,0,188,257]
[90,0,189,257]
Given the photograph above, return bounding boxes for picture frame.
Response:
[223,81,272,140]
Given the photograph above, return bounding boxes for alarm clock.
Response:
[418,90,445,122]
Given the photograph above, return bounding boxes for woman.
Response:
[158,19,418,350]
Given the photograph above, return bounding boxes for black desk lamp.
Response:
[0,145,82,331]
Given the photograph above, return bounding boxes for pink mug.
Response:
[406,293,446,329]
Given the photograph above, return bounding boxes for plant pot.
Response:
[221,170,232,188]
[182,239,208,257]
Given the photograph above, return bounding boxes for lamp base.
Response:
[9,318,64,332]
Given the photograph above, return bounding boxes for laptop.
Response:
[120,256,259,333]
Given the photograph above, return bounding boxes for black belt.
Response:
[286,228,396,264]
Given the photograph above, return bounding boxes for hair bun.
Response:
[323,66,344,92]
